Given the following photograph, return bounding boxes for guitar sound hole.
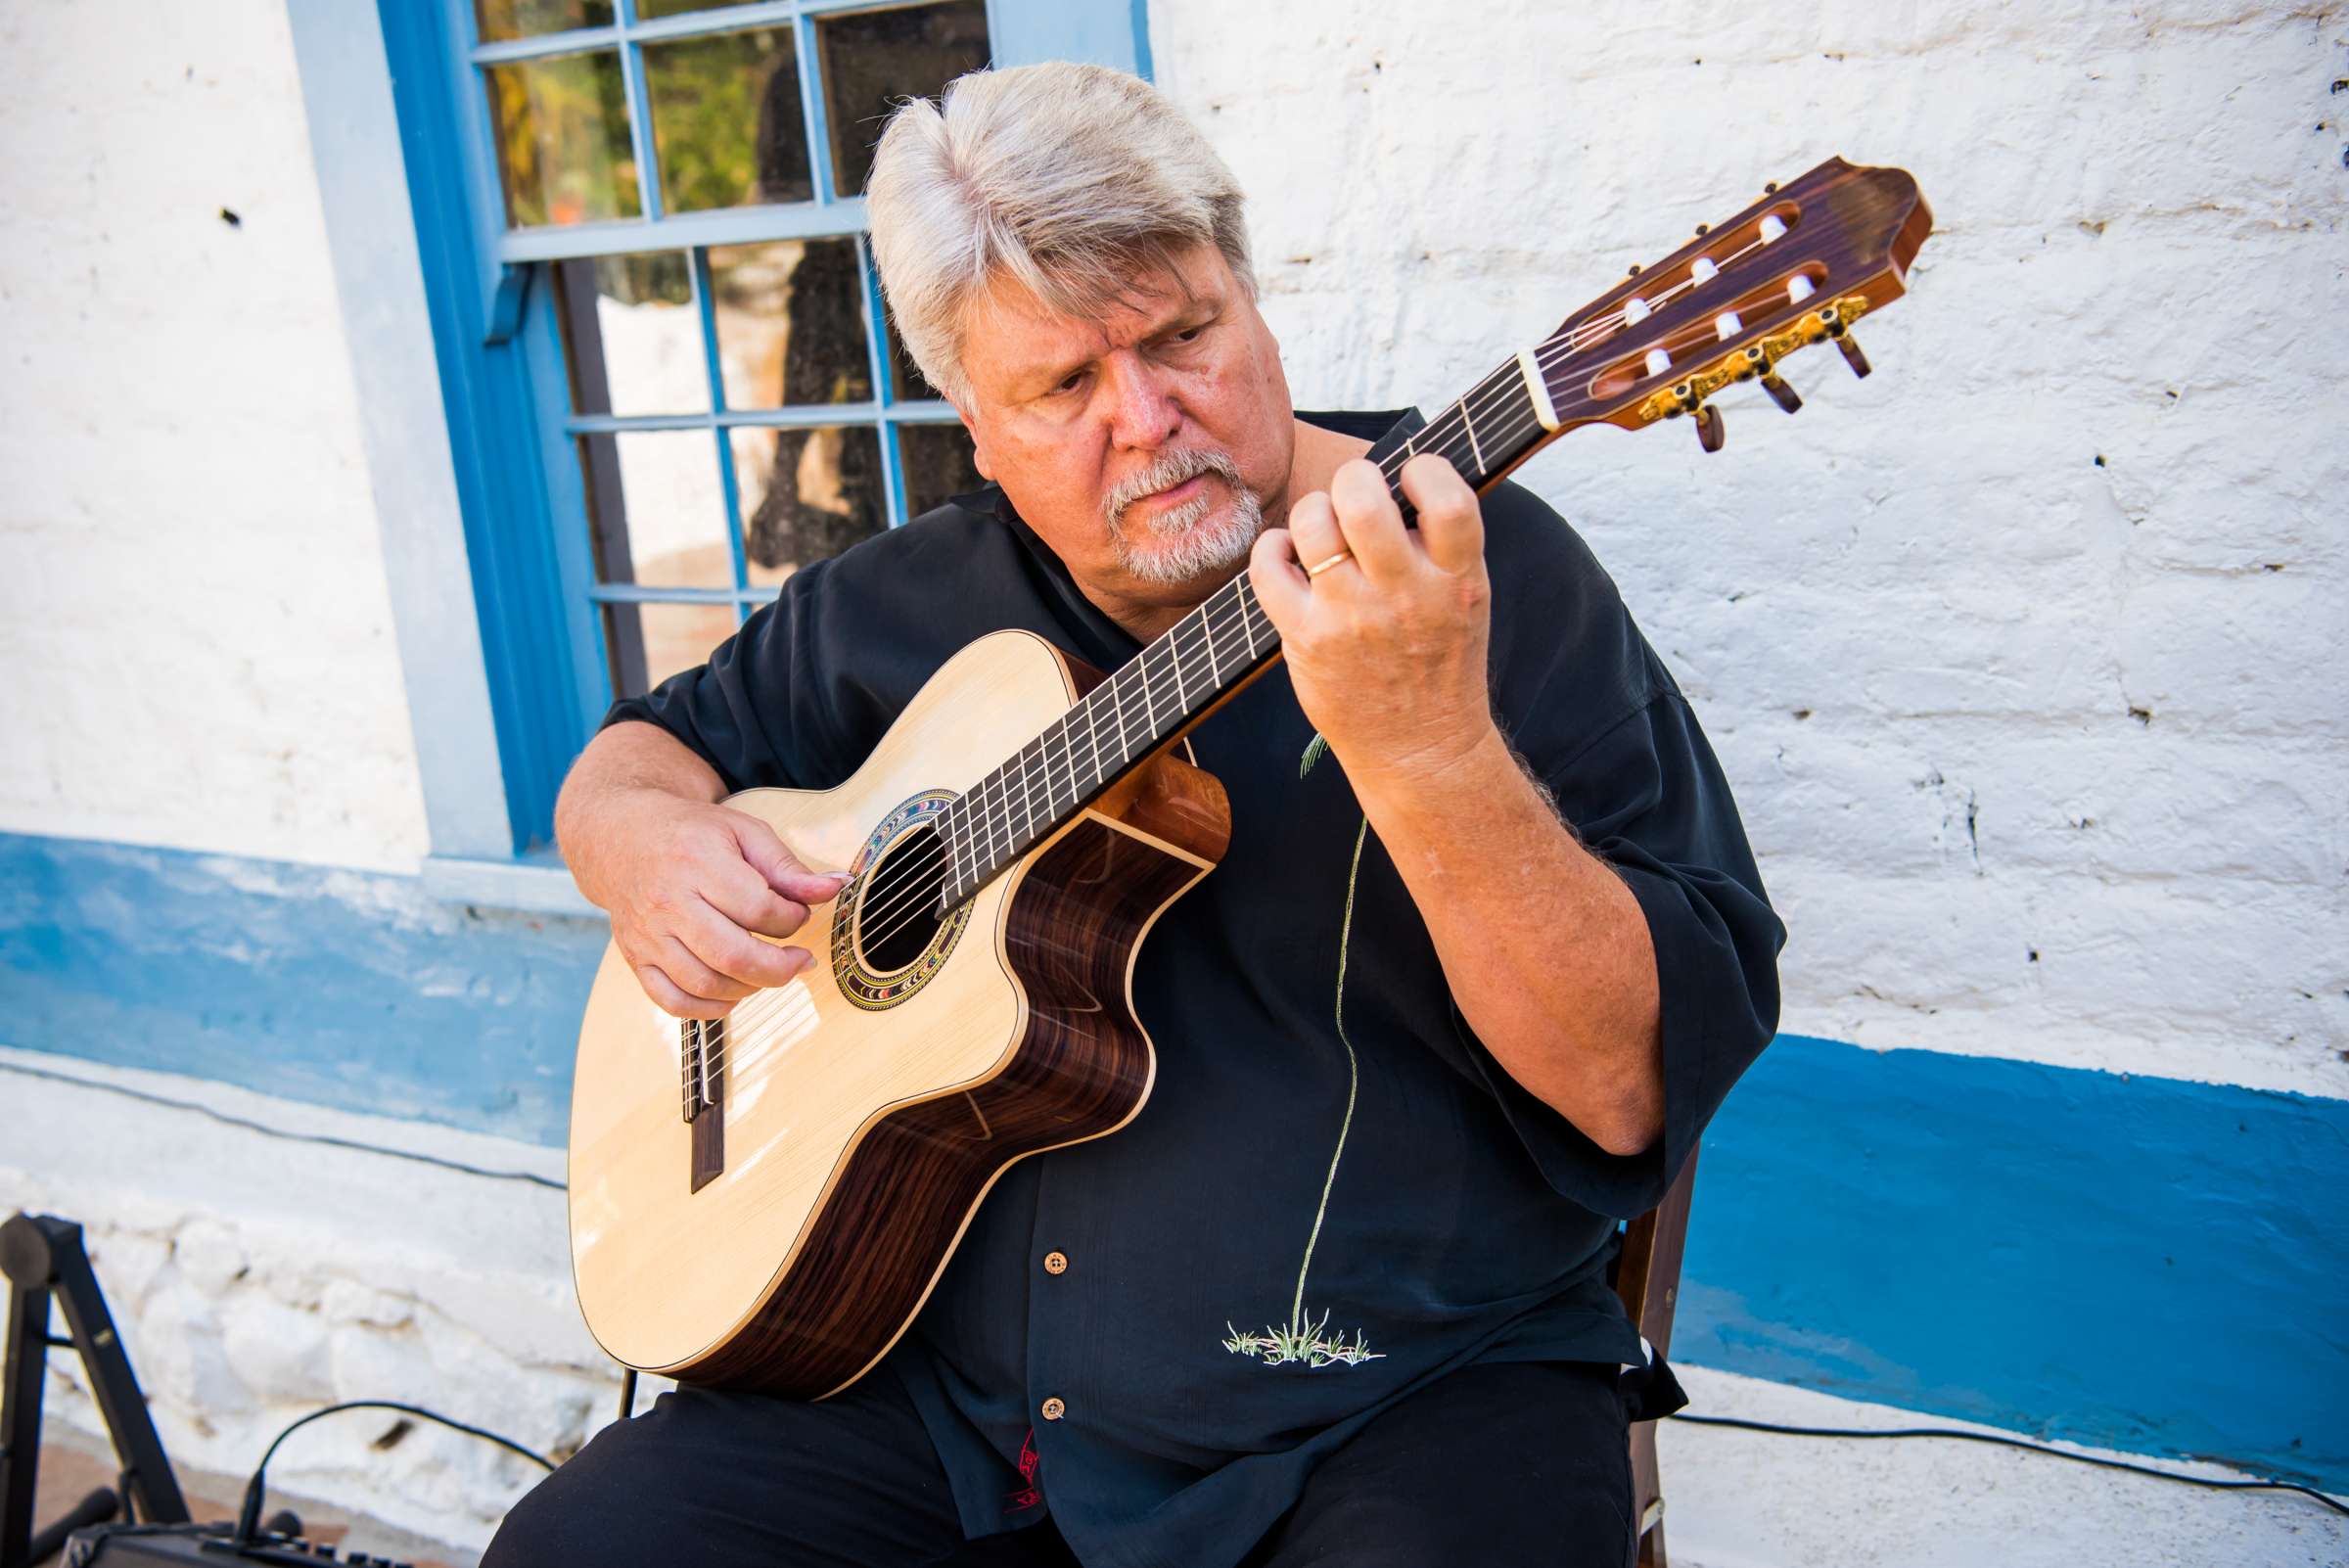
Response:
[859,822,948,974]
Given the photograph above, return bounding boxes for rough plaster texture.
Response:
[1150,1,2349,1097]
[7,1052,2340,1564]
[0,0,429,873]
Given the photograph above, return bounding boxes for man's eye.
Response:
[1055,371,1086,394]
[1173,326,1205,344]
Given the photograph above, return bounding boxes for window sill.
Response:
[421,851,605,920]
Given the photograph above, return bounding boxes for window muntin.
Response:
[471,0,989,704]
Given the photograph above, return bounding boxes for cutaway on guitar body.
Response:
[567,629,1229,1398]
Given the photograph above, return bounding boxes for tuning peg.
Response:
[1694,403,1725,453]
[1759,372,1803,413]
[1818,303,1873,379]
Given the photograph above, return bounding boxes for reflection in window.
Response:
[732,425,885,585]
[709,238,872,409]
[885,309,946,402]
[556,253,708,418]
[815,1,990,195]
[633,0,739,19]
[577,431,734,589]
[899,423,987,519]
[475,0,612,42]
[644,27,812,212]
[485,50,640,227]
[603,600,741,701]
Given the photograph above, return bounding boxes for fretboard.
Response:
[935,352,1562,910]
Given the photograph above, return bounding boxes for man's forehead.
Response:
[970,250,1222,371]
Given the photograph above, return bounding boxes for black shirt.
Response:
[602,409,1783,1568]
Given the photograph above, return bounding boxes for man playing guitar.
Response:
[488,61,1781,1568]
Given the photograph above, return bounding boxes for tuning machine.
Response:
[1819,303,1872,378]
[1694,403,1725,453]
[1737,346,1803,414]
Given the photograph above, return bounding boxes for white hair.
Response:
[864,62,1256,406]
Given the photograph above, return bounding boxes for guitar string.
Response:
[845,349,1596,963]
[712,231,1799,1055]
[940,228,1790,880]
[936,228,1792,889]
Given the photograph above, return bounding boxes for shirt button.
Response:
[1043,1250,1069,1275]
[1040,1397,1067,1421]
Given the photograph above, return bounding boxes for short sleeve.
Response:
[1453,489,1785,1220]
[599,556,860,794]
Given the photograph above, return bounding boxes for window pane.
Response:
[484,51,639,228]
[604,601,741,700]
[634,0,740,18]
[732,425,885,586]
[898,423,985,519]
[815,1,990,196]
[645,27,812,213]
[475,0,612,42]
[578,431,736,588]
[709,238,872,409]
[556,253,709,417]
[884,309,946,403]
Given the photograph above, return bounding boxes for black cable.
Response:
[1666,1412,2349,1517]
[236,1401,555,1544]
[0,1059,566,1190]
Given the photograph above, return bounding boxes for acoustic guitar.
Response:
[568,157,1933,1398]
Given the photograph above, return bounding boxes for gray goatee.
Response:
[1101,447,1265,585]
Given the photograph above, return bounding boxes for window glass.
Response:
[709,238,872,409]
[732,425,886,586]
[605,601,742,699]
[476,0,613,43]
[634,0,740,19]
[885,310,947,403]
[815,1,991,195]
[644,27,812,212]
[484,50,639,227]
[578,431,736,588]
[557,253,708,417]
[898,423,986,518]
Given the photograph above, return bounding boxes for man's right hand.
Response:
[594,790,850,1020]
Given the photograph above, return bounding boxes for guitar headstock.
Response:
[1535,157,1932,450]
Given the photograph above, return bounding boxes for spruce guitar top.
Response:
[567,158,1933,1398]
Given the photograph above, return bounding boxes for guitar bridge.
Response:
[680,1018,726,1192]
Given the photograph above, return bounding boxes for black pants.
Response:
[482,1360,1633,1568]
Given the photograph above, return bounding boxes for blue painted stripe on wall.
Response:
[2,832,2341,1490]
[1682,1034,2348,1492]
[0,833,604,1144]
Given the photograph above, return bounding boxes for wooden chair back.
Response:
[1613,1145,1699,1568]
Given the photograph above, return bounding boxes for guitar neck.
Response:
[935,357,1565,909]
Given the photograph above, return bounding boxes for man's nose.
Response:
[1100,352,1182,450]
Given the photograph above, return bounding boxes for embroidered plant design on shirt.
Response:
[1220,733,1386,1370]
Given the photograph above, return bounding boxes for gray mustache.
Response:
[1103,448,1245,530]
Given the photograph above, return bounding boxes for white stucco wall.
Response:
[0,0,429,874]
[1150,0,2349,1098]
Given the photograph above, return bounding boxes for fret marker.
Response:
[1515,347,1560,433]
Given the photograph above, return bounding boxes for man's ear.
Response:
[954,404,995,480]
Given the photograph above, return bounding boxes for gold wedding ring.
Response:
[1303,549,1352,578]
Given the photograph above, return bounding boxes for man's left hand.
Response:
[1249,454,1497,788]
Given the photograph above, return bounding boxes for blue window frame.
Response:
[367,0,1150,864]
